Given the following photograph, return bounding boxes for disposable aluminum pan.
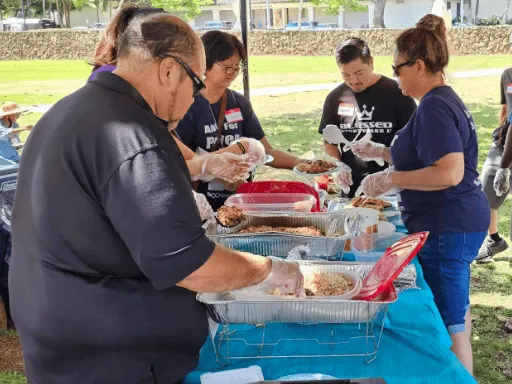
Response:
[209,212,347,259]
[196,261,398,324]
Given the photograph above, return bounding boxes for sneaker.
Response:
[475,238,508,262]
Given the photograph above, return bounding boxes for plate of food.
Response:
[266,270,362,300]
[293,159,341,177]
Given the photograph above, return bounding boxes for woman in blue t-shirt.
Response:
[353,14,490,374]
[175,31,306,210]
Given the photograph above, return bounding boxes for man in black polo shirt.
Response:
[319,37,417,197]
[9,14,303,384]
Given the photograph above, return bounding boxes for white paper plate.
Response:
[378,220,396,234]
[278,373,338,380]
[201,366,264,384]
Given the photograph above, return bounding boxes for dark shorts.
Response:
[481,144,511,210]
[418,231,486,334]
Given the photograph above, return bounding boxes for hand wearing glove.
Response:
[237,138,266,164]
[351,141,385,166]
[359,167,395,197]
[192,191,215,223]
[192,153,252,183]
[333,162,353,195]
[244,256,304,297]
[494,168,511,197]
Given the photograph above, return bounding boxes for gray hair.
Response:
[117,14,197,63]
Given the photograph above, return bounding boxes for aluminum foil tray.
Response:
[197,262,398,324]
[210,234,345,260]
[214,212,347,237]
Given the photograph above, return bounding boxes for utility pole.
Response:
[460,0,464,22]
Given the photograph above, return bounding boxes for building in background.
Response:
[189,0,369,30]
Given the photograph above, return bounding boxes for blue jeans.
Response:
[418,231,486,334]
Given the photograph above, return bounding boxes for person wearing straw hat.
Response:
[0,102,31,163]
[0,101,31,137]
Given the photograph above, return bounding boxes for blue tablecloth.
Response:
[186,211,476,383]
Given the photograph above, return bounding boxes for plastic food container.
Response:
[315,189,327,210]
[225,193,317,213]
[351,232,407,262]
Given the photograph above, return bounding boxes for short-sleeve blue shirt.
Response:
[390,86,490,233]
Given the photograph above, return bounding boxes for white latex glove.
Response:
[244,256,304,297]
[192,153,252,183]
[351,140,385,166]
[333,162,353,194]
[192,191,215,223]
[237,138,266,164]
[494,168,511,197]
[359,167,395,197]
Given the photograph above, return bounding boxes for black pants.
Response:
[0,227,12,327]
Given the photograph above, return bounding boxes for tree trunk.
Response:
[298,0,303,30]
[372,0,386,28]
[116,0,125,11]
[96,3,100,23]
[503,0,510,24]
[466,0,472,23]
[63,0,70,27]
[55,0,63,27]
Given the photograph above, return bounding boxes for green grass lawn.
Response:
[1,54,511,106]
[1,57,512,384]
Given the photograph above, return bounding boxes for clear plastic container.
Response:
[225,193,316,213]
[351,232,406,262]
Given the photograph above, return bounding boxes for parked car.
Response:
[197,21,233,31]
[314,23,339,30]
[90,22,107,29]
[284,21,315,30]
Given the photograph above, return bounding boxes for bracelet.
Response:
[236,141,246,154]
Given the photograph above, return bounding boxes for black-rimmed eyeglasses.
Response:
[392,59,417,77]
[157,53,206,97]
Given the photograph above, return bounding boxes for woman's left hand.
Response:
[360,168,395,197]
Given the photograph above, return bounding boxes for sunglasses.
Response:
[392,59,417,77]
[157,53,206,97]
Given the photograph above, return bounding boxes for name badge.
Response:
[225,108,244,123]
[337,103,355,117]
[507,83,512,94]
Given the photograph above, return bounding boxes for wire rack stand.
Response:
[207,301,388,366]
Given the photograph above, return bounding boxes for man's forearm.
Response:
[324,142,342,161]
[499,105,507,126]
[267,148,300,169]
[500,123,512,169]
[177,244,271,293]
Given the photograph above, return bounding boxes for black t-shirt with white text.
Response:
[318,76,417,197]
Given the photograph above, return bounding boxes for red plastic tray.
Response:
[236,181,321,212]
[356,232,429,301]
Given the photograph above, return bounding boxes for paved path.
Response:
[25,67,506,114]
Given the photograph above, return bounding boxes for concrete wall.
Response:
[0,26,510,61]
